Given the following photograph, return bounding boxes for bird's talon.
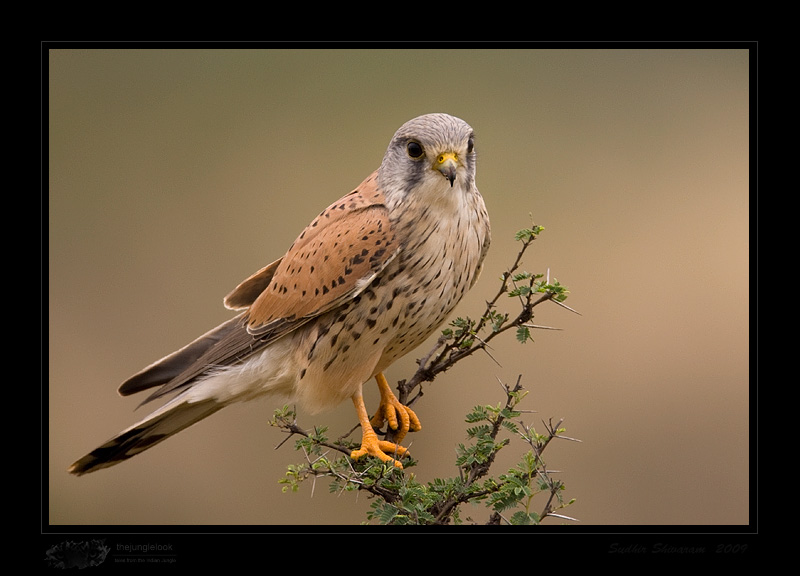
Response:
[370,373,422,444]
[350,432,407,468]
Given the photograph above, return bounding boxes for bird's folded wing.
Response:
[242,171,397,335]
[118,171,399,404]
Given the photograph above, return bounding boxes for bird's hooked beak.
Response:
[435,152,458,187]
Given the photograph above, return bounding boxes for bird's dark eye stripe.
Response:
[467,136,474,154]
[407,141,424,158]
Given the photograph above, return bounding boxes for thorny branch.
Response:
[394,230,574,411]
[402,242,533,404]
[430,376,579,525]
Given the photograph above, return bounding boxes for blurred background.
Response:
[48,48,750,526]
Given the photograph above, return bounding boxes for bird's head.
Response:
[379,113,477,207]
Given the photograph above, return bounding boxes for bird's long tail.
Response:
[68,394,224,476]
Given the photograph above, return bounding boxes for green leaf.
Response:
[508,285,531,298]
[514,225,544,243]
[512,271,533,282]
[510,511,531,525]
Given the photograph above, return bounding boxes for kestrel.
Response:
[69,113,490,475]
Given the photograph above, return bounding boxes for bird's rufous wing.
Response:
[239,171,398,336]
[119,172,397,403]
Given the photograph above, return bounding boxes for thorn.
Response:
[547,513,580,522]
[522,323,563,331]
[554,434,583,443]
[551,299,582,315]
[476,336,502,367]
[274,431,295,451]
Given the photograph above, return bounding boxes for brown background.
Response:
[48,48,750,525]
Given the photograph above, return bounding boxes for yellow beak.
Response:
[435,152,458,187]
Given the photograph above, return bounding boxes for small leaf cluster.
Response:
[514,224,545,242]
[441,316,479,350]
[508,272,569,303]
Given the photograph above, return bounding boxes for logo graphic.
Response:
[44,540,110,569]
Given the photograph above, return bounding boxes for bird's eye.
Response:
[467,136,474,154]
[407,141,424,158]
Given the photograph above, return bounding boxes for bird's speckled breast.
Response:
[292,184,489,412]
[376,191,490,368]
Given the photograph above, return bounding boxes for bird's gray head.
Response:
[378,113,477,205]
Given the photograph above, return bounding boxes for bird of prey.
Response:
[69,113,490,475]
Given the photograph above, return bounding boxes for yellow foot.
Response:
[369,373,422,445]
[350,425,408,468]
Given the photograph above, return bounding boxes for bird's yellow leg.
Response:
[350,389,407,468]
[369,373,422,444]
